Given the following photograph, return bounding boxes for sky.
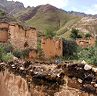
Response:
[8,0,97,15]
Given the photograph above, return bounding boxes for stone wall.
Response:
[41,37,63,58]
[76,37,95,48]
[0,22,37,50]
[0,61,97,96]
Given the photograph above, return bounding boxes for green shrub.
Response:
[78,47,97,65]
[0,10,6,16]
[70,28,82,39]
[22,49,31,58]
[4,43,13,53]
[0,44,5,60]
[45,28,56,39]
[1,53,13,62]
[63,39,78,60]
[70,28,79,39]
[13,50,23,58]
[85,33,91,38]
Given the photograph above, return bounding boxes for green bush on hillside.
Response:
[1,53,13,62]
[22,49,31,58]
[0,43,13,62]
[78,47,97,65]
[0,10,6,16]
[45,28,56,39]
[3,43,13,53]
[13,50,23,58]
[70,28,82,39]
[85,33,91,38]
[63,39,78,60]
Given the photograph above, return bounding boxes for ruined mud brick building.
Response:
[0,22,37,50]
[41,37,63,58]
[41,36,96,58]
[76,37,95,48]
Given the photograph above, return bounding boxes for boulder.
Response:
[84,64,92,71]
[94,84,97,88]
[92,68,97,73]
[78,78,83,83]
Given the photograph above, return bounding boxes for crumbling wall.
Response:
[0,71,30,96]
[0,61,96,96]
[0,31,8,42]
[76,37,95,48]
[0,22,9,42]
[0,22,37,50]
[41,37,63,58]
[8,23,37,50]
[26,28,37,49]
[0,22,9,29]
[29,49,37,60]
[9,24,26,50]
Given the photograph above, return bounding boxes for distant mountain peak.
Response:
[0,0,7,2]
[39,4,57,9]
[0,0,25,15]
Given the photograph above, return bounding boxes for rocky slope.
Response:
[0,9,16,22]
[0,0,25,15]
[57,17,97,39]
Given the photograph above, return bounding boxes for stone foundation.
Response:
[0,61,97,96]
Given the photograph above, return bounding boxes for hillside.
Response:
[14,4,97,39]
[0,0,97,39]
[0,9,16,22]
[56,17,97,39]
[16,4,82,35]
[0,0,25,15]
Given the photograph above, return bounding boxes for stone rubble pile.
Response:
[0,60,97,95]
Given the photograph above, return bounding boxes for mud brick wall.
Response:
[0,22,9,42]
[0,22,37,50]
[41,37,63,58]
[76,37,95,48]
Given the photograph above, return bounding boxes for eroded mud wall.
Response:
[41,37,63,58]
[0,71,30,96]
[0,22,9,42]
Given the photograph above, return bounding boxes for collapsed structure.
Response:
[41,37,63,58]
[0,22,37,50]
[0,60,97,96]
[76,37,95,48]
[0,22,96,59]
